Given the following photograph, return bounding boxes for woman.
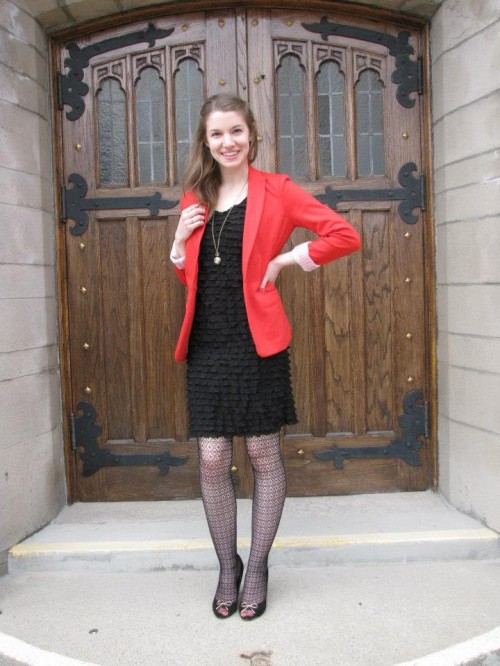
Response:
[170,93,361,620]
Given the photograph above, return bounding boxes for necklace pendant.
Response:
[214,256,222,265]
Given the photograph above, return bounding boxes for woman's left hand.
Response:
[260,251,295,290]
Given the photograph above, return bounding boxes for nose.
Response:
[222,132,234,147]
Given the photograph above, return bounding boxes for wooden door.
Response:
[56,5,432,501]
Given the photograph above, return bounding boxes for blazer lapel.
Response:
[242,165,265,274]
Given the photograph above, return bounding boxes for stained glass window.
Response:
[317,61,346,177]
[356,69,385,176]
[175,59,203,180]
[136,67,166,184]
[277,55,306,178]
[97,78,127,185]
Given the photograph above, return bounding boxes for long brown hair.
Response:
[183,93,259,209]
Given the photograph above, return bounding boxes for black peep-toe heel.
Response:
[239,567,269,621]
[212,554,244,619]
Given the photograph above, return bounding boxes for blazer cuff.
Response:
[170,241,185,269]
[291,242,320,272]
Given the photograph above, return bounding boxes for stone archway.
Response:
[28,0,443,32]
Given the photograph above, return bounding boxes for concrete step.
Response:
[9,491,500,573]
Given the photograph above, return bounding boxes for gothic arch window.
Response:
[355,69,385,176]
[174,58,204,181]
[97,78,128,185]
[135,67,166,185]
[316,60,346,177]
[276,53,307,178]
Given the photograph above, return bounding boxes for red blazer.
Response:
[173,165,361,361]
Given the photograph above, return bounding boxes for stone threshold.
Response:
[9,490,500,573]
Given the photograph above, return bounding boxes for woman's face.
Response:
[205,110,251,173]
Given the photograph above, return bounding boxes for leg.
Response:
[197,436,241,616]
[240,431,286,618]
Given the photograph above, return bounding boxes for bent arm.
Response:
[169,192,202,286]
[284,177,361,270]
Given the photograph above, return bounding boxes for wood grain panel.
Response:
[206,9,237,95]
[363,209,393,432]
[247,8,275,172]
[141,217,179,439]
[101,439,200,500]
[323,222,354,434]
[126,216,148,443]
[284,436,401,496]
[99,219,132,439]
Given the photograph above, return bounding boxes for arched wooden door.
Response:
[55,5,432,501]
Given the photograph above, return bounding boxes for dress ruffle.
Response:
[187,199,298,438]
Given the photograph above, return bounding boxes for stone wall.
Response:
[0,0,66,574]
[431,0,500,531]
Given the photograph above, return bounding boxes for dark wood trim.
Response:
[50,39,77,503]
[421,21,438,490]
[48,1,427,44]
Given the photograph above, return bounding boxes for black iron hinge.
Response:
[61,174,178,235]
[315,391,430,469]
[57,23,174,121]
[317,162,426,225]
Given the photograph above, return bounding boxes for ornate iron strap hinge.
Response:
[57,22,174,121]
[302,17,423,108]
[316,162,425,224]
[71,402,189,477]
[61,173,178,235]
[314,390,429,469]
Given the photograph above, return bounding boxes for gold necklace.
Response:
[211,179,248,265]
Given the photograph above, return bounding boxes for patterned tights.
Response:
[197,431,286,607]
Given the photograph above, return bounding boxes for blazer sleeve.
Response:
[283,177,361,266]
[170,193,190,286]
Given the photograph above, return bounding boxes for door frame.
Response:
[49,0,437,503]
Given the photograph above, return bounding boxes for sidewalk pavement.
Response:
[1,492,500,666]
[1,560,500,665]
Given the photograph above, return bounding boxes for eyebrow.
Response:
[208,124,244,132]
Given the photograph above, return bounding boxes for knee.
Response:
[199,450,229,474]
[198,442,232,476]
[246,445,283,475]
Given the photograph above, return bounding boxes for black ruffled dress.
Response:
[186,199,298,438]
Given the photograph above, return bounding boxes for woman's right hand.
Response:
[174,204,206,255]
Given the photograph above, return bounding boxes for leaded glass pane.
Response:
[97,78,127,185]
[356,69,385,176]
[277,55,306,178]
[175,59,203,180]
[317,61,346,177]
[136,67,166,184]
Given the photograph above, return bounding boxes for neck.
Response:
[219,164,249,187]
